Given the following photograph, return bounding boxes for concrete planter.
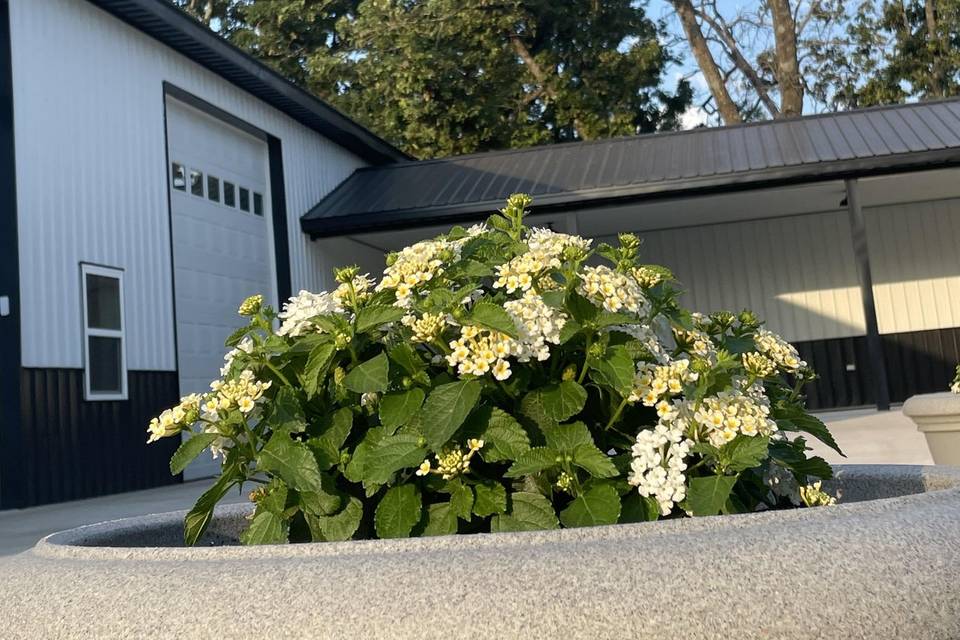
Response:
[903,392,960,465]
[1,465,959,639]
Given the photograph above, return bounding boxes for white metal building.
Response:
[2,0,960,508]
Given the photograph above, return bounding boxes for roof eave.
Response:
[86,0,409,165]
[301,148,960,238]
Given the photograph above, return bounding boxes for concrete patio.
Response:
[0,407,934,556]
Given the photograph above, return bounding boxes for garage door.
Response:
[166,98,274,479]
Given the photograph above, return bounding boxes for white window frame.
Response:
[81,263,128,401]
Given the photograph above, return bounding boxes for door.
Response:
[165,97,275,480]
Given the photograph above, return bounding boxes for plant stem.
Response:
[605,397,629,430]
[264,360,292,387]
[577,333,593,384]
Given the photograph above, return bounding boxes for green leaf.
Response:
[538,381,588,422]
[687,475,738,517]
[343,351,390,394]
[464,406,530,462]
[183,471,236,546]
[520,390,558,429]
[239,511,288,545]
[542,421,593,452]
[224,323,252,348]
[722,435,770,472]
[356,305,406,333]
[258,432,323,493]
[302,342,336,398]
[420,379,482,449]
[560,483,621,528]
[298,473,342,516]
[307,407,354,470]
[566,291,599,324]
[419,503,458,537]
[558,319,581,344]
[490,492,559,532]
[620,492,661,523]
[315,496,363,541]
[388,343,425,375]
[266,387,307,433]
[572,443,619,478]
[258,481,289,516]
[472,482,507,517]
[776,406,843,456]
[375,484,422,539]
[379,388,426,430]
[504,447,561,477]
[169,433,219,475]
[361,433,428,485]
[468,300,519,338]
[589,345,635,396]
[343,426,389,484]
[595,312,638,328]
[449,483,474,520]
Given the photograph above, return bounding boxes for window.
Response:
[223,181,236,207]
[207,175,220,203]
[171,163,186,191]
[253,192,264,216]
[239,187,250,212]
[190,169,204,197]
[81,264,126,401]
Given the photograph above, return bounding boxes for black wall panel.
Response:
[17,368,181,507]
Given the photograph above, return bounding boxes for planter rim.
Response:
[902,391,960,418]
[29,463,960,562]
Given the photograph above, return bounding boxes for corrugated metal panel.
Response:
[866,197,960,335]
[18,368,180,507]
[600,211,866,343]
[10,0,366,369]
[303,98,960,236]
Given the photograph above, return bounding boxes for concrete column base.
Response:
[903,392,960,465]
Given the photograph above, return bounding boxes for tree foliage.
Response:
[170,0,690,158]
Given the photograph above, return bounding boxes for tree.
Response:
[666,1,847,124]
[822,1,960,109]
[169,0,691,158]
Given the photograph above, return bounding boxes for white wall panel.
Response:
[595,211,867,343]
[866,198,960,335]
[10,0,365,369]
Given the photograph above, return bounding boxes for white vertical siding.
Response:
[10,0,365,370]
[596,211,867,343]
[866,198,960,335]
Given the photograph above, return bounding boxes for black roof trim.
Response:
[301,97,960,237]
[86,0,408,165]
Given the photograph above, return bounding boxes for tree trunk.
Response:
[769,0,804,117]
[669,0,742,125]
[925,0,946,96]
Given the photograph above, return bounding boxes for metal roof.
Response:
[85,0,408,165]
[302,98,960,237]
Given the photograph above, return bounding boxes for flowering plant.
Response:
[952,365,960,394]
[149,194,841,545]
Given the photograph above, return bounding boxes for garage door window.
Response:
[171,162,186,191]
[207,175,220,203]
[81,264,127,401]
[224,181,236,207]
[190,170,204,197]
[253,192,263,216]
[239,187,250,212]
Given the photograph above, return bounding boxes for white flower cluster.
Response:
[447,325,515,380]
[525,227,592,257]
[502,290,567,363]
[277,290,343,337]
[332,273,375,308]
[632,266,664,289]
[378,238,459,307]
[951,365,960,394]
[754,329,805,372]
[628,421,693,516]
[417,439,484,480]
[692,389,778,447]
[578,265,648,314]
[202,370,273,458]
[220,336,254,377]
[629,358,698,407]
[674,327,716,360]
[147,393,200,443]
[402,312,447,343]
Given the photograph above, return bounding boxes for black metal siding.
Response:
[18,368,181,507]
[796,326,960,411]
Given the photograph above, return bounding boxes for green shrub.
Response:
[149,194,841,545]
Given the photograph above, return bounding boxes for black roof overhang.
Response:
[301,147,960,238]
[85,0,409,165]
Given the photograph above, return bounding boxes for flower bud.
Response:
[237,294,263,316]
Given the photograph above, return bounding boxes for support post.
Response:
[845,178,890,410]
